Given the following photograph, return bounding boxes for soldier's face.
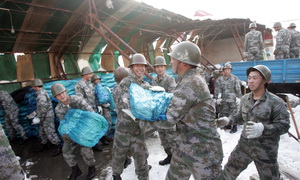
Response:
[155,65,166,75]
[248,71,266,92]
[131,64,146,79]
[224,68,231,77]
[32,86,40,91]
[83,73,93,81]
[55,91,68,103]
[171,58,180,74]
[93,79,100,84]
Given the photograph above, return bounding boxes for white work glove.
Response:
[216,98,222,105]
[27,111,37,119]
[149,86,165,92]
[32,117,40,125]
[245,122,264,139]
[97,106,103,114]
[215,117,230,128]
[102,103,110,108]
[236,98,241,106]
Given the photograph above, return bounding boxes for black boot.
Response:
[86,166,96,180]
[100,137,109,145]
[34,143,48,152]
[230,125,237,134]
[68,164,82,180]
[113,174,122,180]
[124,157,132,169]
[92,144,103,151]
[52,145,62,156]
[159,155,172,165]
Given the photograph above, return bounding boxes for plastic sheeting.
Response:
[58,109,108,147]
[130,83,173,121]
[95,84,115,111]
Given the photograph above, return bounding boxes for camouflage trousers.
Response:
[275,46,289,59]
[112,130,149,180]
[166,142,223,180]
[39,116,61,145]
[221,136,280,180]
[4,111,27,140]
[0,125,25,180]
[289,47,300,58]
[102,107,112,134]
[218,101,237,118]
[62,137,95,167]
[158,128,176,155]
[247,47,263,61]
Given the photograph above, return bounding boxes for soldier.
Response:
[111,67,132,170]
[0,123,26,179]
[273,22,291,59]
[0,90,28,144]
[51,83,96,180]
[244,23,264,61]
[152,56,177,166]
[287,22,300,58]
[153,41,223,179]
[75,67,103,151]
[216,65,290,179]
[30,78,62,156]
[91,74,113,145]
[214,62,242,133]
[111,54,152,180]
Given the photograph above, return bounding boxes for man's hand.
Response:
[62,134,72,142]
[149,86,165,92]
[245,122,264,139]
[215,117,230,128]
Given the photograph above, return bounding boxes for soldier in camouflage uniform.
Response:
[153,41,223,180]
[0,123,25,179]
[30,79,62,156]
[244,23,264,61]
[111,67,132,170]
[91,74,113,145]
[0,90,28,144]
[112,54,152,180]
[216,65,290,180]
[152,56,177,166]
[52,83,96,180]
[273,22,291,59]
[288,23,300,58]
[214,62,242,133]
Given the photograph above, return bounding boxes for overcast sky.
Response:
[139,0,300,28]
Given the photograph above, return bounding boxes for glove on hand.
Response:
[102,103,110,108]
[27,111,37,119]
[215,117,230,128]
[149,86,165,92]
[97,106,103,114]
[245,122,264,139]
[32,117,40,125]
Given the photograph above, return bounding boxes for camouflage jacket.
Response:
[36,88,54,119]
[289,29,300,49]
[75,78,96,110]
[230,90,290,140]
[244,29,264,51]
[112,84,121,115]
[0,90,18,114]
[55,95,94,121]
[275,28,291,50]
[154,68,222,145]
[215,74,242,102]
[152,73,176,93]
[116,74,151,134]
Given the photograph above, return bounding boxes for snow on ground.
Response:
[113,95,300,180]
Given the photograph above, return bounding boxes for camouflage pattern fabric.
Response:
[244,29,264,61]
[153,68,223,179]
[0,123,25,180]
[55,95,95,167]
[152,73,177,156]
[215,74,242,117]
[0,90,27,140]
[111,74,151,179]
[289,29,300,58]
[36,88,61,145]
[221,90,290,179]
[75,78,96,112]
[275,28,291,59]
